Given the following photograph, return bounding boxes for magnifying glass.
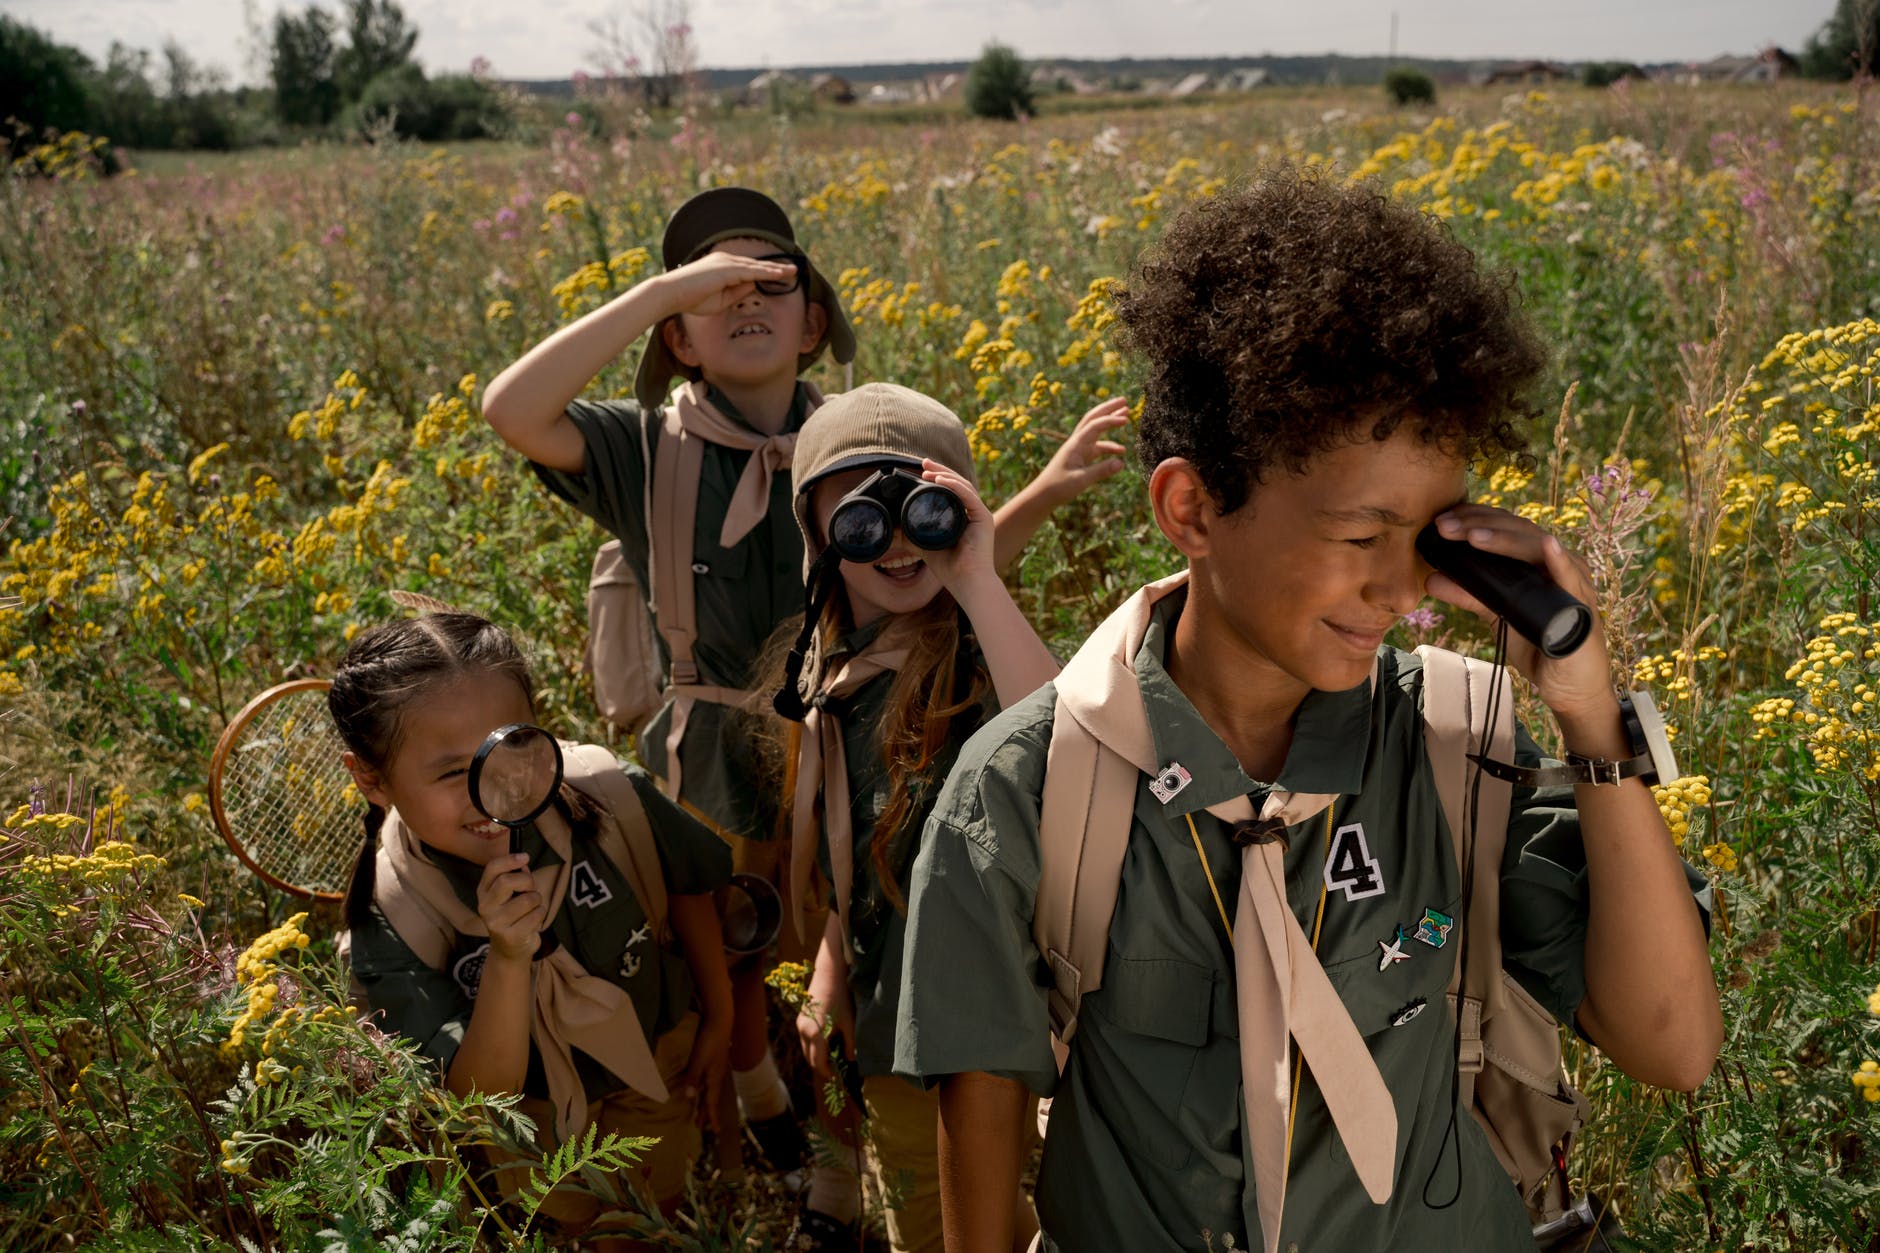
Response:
[469,723,565,848]
[468,723,565,958]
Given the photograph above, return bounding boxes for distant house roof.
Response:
[809,72,855,103]
[1482,60,1573,85]
[1224,67,1271,90]
[1674,46,1799,84]
[1170,72,1213,96]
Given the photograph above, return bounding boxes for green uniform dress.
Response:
[893,590,1711,1252]
[529,384,816,842]
[815,619,994,1079]
[349,762,732,1100]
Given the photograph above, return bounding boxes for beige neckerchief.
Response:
[375,806,667,1140]
[649,380,825,803]
[786,619,914,945]
[670,379,822,549]
[1053,570,1397,1253]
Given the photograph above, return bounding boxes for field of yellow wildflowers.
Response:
[3,81,1880,1248]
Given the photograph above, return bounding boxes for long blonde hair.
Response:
[763,587,991,914]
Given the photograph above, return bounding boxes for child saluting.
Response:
[335,611,734,1242]
[893,169,1723,1252]
[481,187,1128,1163]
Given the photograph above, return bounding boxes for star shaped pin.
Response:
[1377,926,1412,972]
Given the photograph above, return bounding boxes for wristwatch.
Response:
[1466,690,1679,788]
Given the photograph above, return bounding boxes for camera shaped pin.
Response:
[1149,762,1193,804]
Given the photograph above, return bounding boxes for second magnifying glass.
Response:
[468,723,566,957]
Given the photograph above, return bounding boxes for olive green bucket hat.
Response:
[633,187,857,410]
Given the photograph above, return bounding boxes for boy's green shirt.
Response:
[893,589,1712,1252]
[529,383,817,841]
[350,761,731,1101]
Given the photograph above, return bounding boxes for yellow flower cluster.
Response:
[1855,1060,1880,1105]
[225,912,311,1053]
[1751,613,1880,778]
[20,838,168,888]
[1651,774,1712,841]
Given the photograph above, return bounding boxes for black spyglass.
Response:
[468,723,565,959]
[1414,522,1592,658]
[827,468,965,564]
[752,252,807,296]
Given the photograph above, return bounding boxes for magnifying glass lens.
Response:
[472,725,561,826]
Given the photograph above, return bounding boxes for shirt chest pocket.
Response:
[1082,952,1214,1168]
[687,530,750,583]
[1319,892,1462,1038]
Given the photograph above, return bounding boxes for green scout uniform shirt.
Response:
[894,591,1712,1252]
[815,617,994,1079]
[350,762,731,1100]
[530,383,817,841]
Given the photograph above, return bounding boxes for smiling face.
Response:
[344,671,538,866]
[1172,423,1469,700]
[811,465,945,627]
[662,236,829,392]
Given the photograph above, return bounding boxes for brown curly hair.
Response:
[1113,166,1546,513]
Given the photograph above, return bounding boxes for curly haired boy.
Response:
[892,168,1721,1252]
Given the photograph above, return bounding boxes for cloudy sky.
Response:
[4,0,1839,84]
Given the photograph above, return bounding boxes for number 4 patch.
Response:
[1323,822,1387,901]
[570,860,613,908]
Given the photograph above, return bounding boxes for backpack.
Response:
[373,743,671,968]
[585,540,665,736]
[1034,644,1588,1226]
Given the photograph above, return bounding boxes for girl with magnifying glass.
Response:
[332,611,734,1246]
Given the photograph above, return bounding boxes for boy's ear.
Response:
[343,752,391,810]
[661,317,702,369]
[1148,458,1220,560]
[798,300,830,355]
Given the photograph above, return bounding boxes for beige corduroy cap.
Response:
[789,383,978,578]
[633,187,857,410]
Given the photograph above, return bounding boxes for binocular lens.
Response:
[826,469,966,563]
[829,499,894,562]
[902,487,964,549]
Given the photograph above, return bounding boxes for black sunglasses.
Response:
[753,252,808,297]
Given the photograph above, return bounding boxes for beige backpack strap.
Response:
[371,836,456,971]
[649,404,705,686]
[1034,694,1137,1056]
[1417,645,1515,1107]
[563,743,670,942]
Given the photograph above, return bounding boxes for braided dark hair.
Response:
[328,613,536,931]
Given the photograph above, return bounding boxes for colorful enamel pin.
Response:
[1377,925,1412,971]
[1149,762,1193,804]
[1391,997,1427,1027]
[1415,908,1455,949]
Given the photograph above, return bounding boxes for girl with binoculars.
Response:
[768,383,1061,1252]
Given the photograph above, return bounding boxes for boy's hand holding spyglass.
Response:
[1421,504,1621,731]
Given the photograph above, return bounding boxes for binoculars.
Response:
[827,469,965,563]
[1414,522,1592,658]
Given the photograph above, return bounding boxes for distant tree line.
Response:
[0,0,505,160]
[1802,0,1880,78]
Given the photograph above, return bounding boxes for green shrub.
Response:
[1382,66,1435,105]
[965,42,1034,120]
[347,66,506,142]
